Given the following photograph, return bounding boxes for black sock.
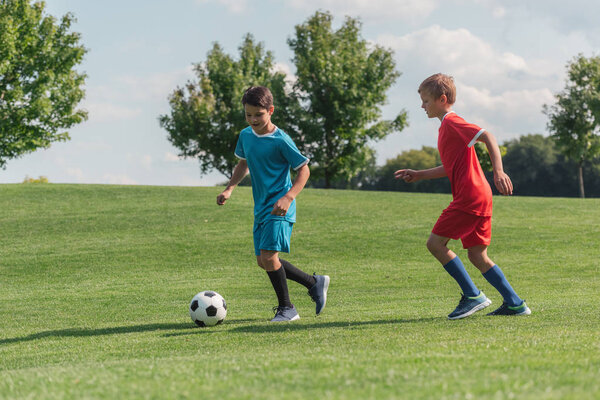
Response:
[266,267,293,308]
[280,259,316,289]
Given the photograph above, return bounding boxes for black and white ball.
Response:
[189,291,227,327]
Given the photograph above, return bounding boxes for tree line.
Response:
[159,13,600,197]
[349,134,600,198]
[2,2,599,197]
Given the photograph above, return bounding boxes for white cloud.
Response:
[114,66,195,102]
[164,152,183,162]
[273,62,297,90]
[83,66,195,123]
[126,153,153,171]
[101,174,138,185]
[141,155,152,170]
[376,25,544,92]
[458,85,555,138]
[196,0,247,13]
[287,0,438,21]
[84,102,142,123]
[66,168,84,181]
[370,24,565,159]
[492,6,505,18]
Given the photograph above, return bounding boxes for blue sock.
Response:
[443,257,479,297]
[482,265,522,307]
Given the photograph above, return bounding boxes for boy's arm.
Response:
[271,164,310,216]
[394,165,447,183]
[477,131,513,195]
[217,159,249,205]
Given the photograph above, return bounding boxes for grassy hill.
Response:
[1,184,598,399]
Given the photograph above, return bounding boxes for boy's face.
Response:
[419,91,450,120]
[244,104,274,134]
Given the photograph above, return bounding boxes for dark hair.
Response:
[418,73,456,105]
[241,86,273,108]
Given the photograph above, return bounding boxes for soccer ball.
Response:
[189,291,227,327]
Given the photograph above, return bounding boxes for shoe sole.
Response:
[271,314,300,322]
[500,307,532,316]
[487,305,532,316]
[448,298,492,320]
[316,275,330,315]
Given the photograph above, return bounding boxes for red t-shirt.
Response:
[438,112,493,216]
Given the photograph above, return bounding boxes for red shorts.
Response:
[432,208,492,249]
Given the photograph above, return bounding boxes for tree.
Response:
[474,142,506,173]
[0,0,87,168]
[288,11,407,188]
[544,54,600,198]
[367,146,450,193]
[159,34,301,179]
[502,134,565,196]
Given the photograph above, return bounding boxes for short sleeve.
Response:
[234,132,246,160]
[280,134,309,170]
[449,117,485,148]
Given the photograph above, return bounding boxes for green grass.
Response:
[1,184,598,399]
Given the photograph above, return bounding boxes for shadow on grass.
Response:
[228,316,441,333]
[0,322,196,345]
[1,318,266,344]
[165,316,442,337]
[1,317,442,343]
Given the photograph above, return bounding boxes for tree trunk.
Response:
[578,161,585,198]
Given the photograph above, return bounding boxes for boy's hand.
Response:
[217,189,232,205]
[271,195,293,216]
[494,171,513,195]
[394,169,420,183]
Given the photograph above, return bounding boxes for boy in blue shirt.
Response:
[217,86,329,322]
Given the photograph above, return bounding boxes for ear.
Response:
[439,94,448,104]
[268,105,275,115]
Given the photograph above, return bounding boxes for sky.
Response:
[2,0,599,186]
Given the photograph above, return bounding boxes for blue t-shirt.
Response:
[234,126,309,224]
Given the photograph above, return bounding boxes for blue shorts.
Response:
[253,219,293,256]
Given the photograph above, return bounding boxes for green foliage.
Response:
[161,12,406,185]
[288,11,407,187]
[1,184,599,399]
[544,54,600,197]
[0,0,87,168]
[159,34,301,178]
[365,146,450,193]
[361,134,600,197]
[22,174,47,183]
[474,142,506,172]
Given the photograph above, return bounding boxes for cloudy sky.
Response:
[2,0,598,186]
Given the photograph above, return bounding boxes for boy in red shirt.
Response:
[396,73,530,319]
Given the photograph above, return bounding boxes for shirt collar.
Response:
[441,111,455,122]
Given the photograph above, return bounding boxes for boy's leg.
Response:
[280,258,329,315]
[427,233,490,319]
[467,246,527,311]
[427,233,480,297]
[280,259,328,315]
[260,251,293,308]
[280,259,316,288]
[255,220,299,321]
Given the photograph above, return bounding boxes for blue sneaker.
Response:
[487,301,531,316]
[308,274,330,315]
[448,292,492,320]
[271,305,300,322]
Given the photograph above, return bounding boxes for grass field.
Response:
[1,184,598,399]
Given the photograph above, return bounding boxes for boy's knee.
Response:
[467,246,488,265]
[467,251,479,264]
[259,251,280,271]
[426,236,440,254]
